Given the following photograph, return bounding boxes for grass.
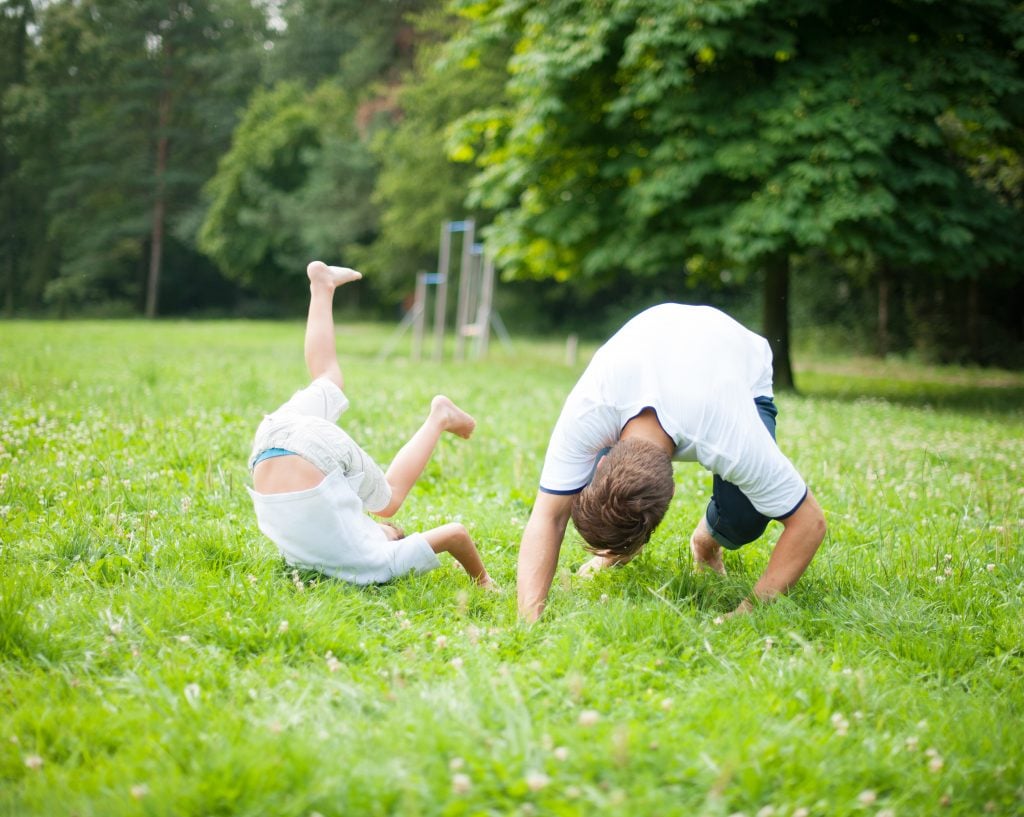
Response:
[0,318,1022,817]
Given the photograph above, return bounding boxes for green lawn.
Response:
[1,320,1022,817]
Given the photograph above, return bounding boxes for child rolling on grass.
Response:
[247,260,495,589]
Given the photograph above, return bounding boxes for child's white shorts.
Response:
[248,378,392,513]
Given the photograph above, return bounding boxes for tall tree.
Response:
[198,81,379,307]
[201,0,439,305]
[0,0,37,314]
[268,0,426,88]
[14,0,268,315]
[365,5,511,298]
[450,0,1024,388]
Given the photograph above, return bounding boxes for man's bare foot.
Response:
[431,395,476,439]
[307,260,362,288]
[690,518,726,575]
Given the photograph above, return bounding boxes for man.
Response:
[517,303,826,621]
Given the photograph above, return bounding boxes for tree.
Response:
[267,0,426,89]
[198,81,379,307]
[0,0,31,315]
[7,0,267,316]
[450,0,1024,387]
[201,0,446,307]
[365,5,512,298]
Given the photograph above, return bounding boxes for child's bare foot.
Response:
[690,519,726,575]
[307,260,363,288]
[477,573,501,592]
[431,395,476,439]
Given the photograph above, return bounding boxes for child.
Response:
[247,260,495,588]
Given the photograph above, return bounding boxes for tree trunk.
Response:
[762,253,796,392]
[966,277,979,361]
[145,47,172,319]
[876,267,890,357]
[2,0,31,317]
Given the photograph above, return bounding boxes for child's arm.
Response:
[421,523,496,589]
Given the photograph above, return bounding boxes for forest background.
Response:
[1,0,1022,385]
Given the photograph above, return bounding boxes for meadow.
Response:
[1,318,1022,817]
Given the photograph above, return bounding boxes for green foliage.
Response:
[1,0,268,315]
[199,81,379,306]
[1,320,1023,815]
[267,0,429,87]
[364,6,513,298]
[451,0,1024,283]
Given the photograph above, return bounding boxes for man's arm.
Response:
[731,489,826,616]
[517,490,574,621]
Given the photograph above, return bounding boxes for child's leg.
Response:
[377,396,475,518]
[304,261,362,387]
[421,522,495,588]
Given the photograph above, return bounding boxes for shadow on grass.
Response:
[797,368,1024,415]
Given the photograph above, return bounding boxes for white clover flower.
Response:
[858,790,877,805]
[525,771,550,791]
[24,754,43,770]
[451,773,471,794]
[449,757,465,771]
[130,784,149,800]
[830,712,850,736]
[184,683,201,705]
[578,709,601,726]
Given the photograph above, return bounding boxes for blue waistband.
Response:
[252,447,297,466]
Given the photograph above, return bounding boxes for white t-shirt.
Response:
[248,469,440,584]
[539,304,806,518]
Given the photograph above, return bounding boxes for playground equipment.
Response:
[379,219,510,362]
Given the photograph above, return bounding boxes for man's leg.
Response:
[304,260,362,386]
[377,396,475,518]
[691,516,727,575]
[692,396,779,574]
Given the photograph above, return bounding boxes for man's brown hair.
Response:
[570,438,674,558]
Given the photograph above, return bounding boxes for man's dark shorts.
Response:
[705,396,785,550]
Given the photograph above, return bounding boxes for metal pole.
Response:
[453,219,475,361]
[474,255,496,359]
[412,271,427,361]
[433,222,451,362]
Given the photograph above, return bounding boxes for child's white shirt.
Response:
[248,469,439,584]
